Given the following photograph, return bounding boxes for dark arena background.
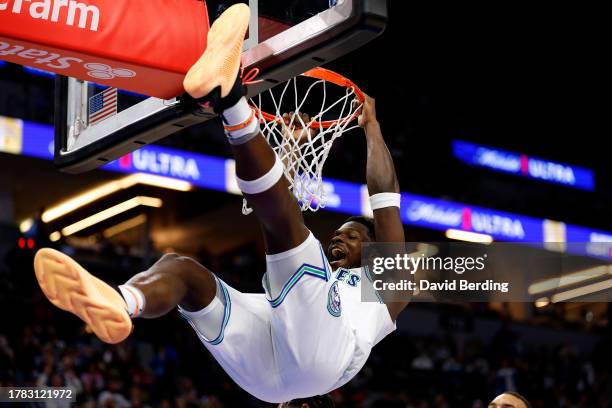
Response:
[1,2,611,408]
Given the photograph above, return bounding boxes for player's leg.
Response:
[230,135,309,254]
[122,252,217,318]
[34,248,287,402]
[183,3,309,256]
[34,248,217,344]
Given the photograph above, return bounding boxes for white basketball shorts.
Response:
[178,232,395,403]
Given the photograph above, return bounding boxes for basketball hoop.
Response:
[248,67,365,214]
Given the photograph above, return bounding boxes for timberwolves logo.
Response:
[327,281,342,317]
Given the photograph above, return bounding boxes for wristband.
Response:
[370,192,401,210]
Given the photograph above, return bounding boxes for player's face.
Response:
[488,393,527,408]
[328,221,372,270]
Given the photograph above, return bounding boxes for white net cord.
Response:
[245,76,362,214]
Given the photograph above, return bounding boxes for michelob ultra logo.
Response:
[405,199,528,240]
[123,149,201,181]
[0,0,100,31]
[453,140,595,191]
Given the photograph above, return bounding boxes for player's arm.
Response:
[360,95,408,321]
[360,95,404,244]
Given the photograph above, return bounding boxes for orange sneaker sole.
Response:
[183,3,250,99]
[34,248,132,344]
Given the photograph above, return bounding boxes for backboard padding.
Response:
[54,0,388,173]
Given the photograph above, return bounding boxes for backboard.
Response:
[54,0,388,173]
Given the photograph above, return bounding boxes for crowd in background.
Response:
[1,247,611,408]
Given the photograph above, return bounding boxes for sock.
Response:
[222,97,259,144]
[118,285,146,318]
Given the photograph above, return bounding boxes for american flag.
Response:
[88,87,118,126]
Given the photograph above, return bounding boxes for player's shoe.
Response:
[34,248,132,344]
[183,3,250,112]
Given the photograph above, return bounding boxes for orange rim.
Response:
[253,67,364,129]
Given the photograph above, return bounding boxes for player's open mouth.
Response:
[329,245,348,267]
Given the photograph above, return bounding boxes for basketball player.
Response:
[488,392,531,408]
[280,395,335,408]
[33,4,408,404]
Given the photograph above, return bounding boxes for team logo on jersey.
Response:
[327,281,341,317]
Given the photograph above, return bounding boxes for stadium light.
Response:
[551,275,612,303]
[42,174,190,223]
[132,173,192,192]
[61,197,162,236]
[103,214,148,238]
[445,229,493,244]
[19,218,34,233]
[528,265,610,295]
[49,231,62,242]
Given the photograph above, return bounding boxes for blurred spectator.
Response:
[97,373,129,408]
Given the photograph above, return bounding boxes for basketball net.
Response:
[246,67,364,214]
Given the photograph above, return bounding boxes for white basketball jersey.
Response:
[325,266,396,392]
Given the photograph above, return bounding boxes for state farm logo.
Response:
[0,40,138,80]
[85,63,135,80]
[0,0,100,32]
